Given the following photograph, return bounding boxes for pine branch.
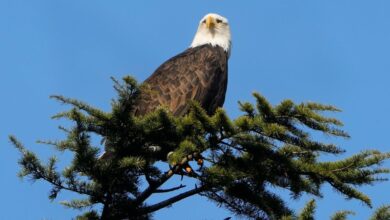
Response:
[155,184,186,193]
[297,199,316,220]
[50,95,110,122]
[138,185,208,215]
[134,152,200,206]
[369,205,390,220]
[330,210,355,220]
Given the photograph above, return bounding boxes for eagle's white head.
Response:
[190,13,232,58]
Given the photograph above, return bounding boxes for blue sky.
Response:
[1,1,390,219]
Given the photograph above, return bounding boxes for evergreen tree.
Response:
[10,76,390,219]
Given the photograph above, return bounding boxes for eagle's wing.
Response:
[134,45,228,116]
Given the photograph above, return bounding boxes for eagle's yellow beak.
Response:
[206,16,215,29]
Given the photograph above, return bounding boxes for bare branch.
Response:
[133,152,199,206]
[155,184,186,193]
[139,185,208,214]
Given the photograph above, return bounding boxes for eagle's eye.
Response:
[216,19,223,23]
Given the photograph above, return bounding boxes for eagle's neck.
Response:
[190,30,231,58]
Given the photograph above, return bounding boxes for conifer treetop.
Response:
[11,76,390,219]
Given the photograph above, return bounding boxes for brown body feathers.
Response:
[134,44,228,116]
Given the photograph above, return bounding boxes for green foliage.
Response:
[284,200,388,220]
[298,199,316,220]
[75,210,100,220]
[10,76,390,219]
[369,205,390,220]
[60,199,94,210]
[330,210,355,220]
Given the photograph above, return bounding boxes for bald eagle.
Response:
[134,13,231,116]
[100,13,231,160]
